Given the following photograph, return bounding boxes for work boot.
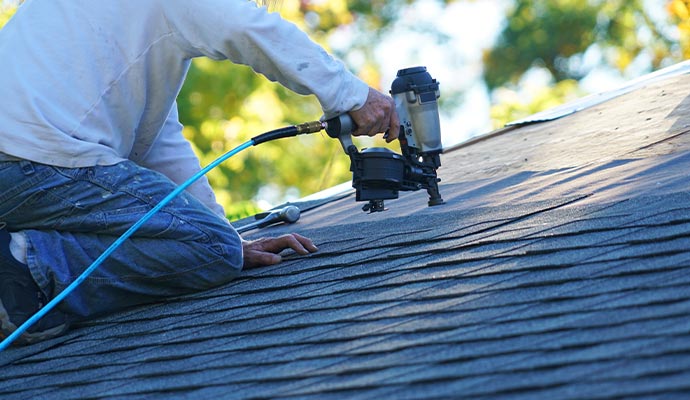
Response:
[0,228,69,346]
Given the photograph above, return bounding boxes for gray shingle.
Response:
[4,66,690,400]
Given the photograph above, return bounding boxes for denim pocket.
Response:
[0,189,79,230]
[0,161,16,173]
[0,162,55,206]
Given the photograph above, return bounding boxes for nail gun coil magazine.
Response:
[353,148,405,202]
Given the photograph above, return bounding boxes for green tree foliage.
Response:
[299,0,457,87]
[2,0,689,218]
[0,2,17,26]
[177,58,351,219]
[484,0,685,127]
[178,0,462,218]
[668,0,690,58]
[484,0,678,90]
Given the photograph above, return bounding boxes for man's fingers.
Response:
[241,233,318,269]
[292,233,319,253]
[243,249,281,269]
[251,251,282,266]
[349,87,398,139]
[351,113,381,138]
[268,233,318,255]
[255,233,311,254]
[387,107,400,142]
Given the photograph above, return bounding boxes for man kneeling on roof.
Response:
[0,0,399,345]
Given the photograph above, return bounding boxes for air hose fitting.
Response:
[252,120,326,145]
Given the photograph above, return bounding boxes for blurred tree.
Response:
[177,0,459,219]
[2,0,689,218]
[175,58,345,220]
[484,0,687,127]
[484,0,679,90]
[490,79,585,127]
[668,0,690,59]
[0,1,17,26]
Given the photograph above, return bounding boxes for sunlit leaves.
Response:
[484,0,684,128]
[485,0,600,89]
[0,2,17,28]
[490,79,583,127]
[668,0,690,58]
[4,0,690,219]
[177,56,353,218]
[483,0,679,90]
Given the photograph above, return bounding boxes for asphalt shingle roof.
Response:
[2,66,690,399]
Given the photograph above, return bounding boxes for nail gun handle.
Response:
[325,114,356,138]
[325,114,357,155]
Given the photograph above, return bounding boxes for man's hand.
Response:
[242,233,318,269]
[349,87,400,143]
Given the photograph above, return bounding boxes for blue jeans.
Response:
[0,160,242,320]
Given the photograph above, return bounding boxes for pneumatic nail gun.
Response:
[325,66,445,213]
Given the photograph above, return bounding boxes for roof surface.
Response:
[3,67,690,399]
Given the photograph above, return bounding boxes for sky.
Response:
[2,0,683,211]
[0,0,498,147]
[347,0,675,148]
[4,0,674,148]
[375,0,509,147]
[326,0,510,147]
[3,0,678,203]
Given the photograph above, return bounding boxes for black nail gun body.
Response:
[325,66,445,212]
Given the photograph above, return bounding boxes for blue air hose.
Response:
[0,120,326,351]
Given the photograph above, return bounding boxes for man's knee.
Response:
[191,230,243,290]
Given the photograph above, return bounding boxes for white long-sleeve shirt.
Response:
[0,0,369,216]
